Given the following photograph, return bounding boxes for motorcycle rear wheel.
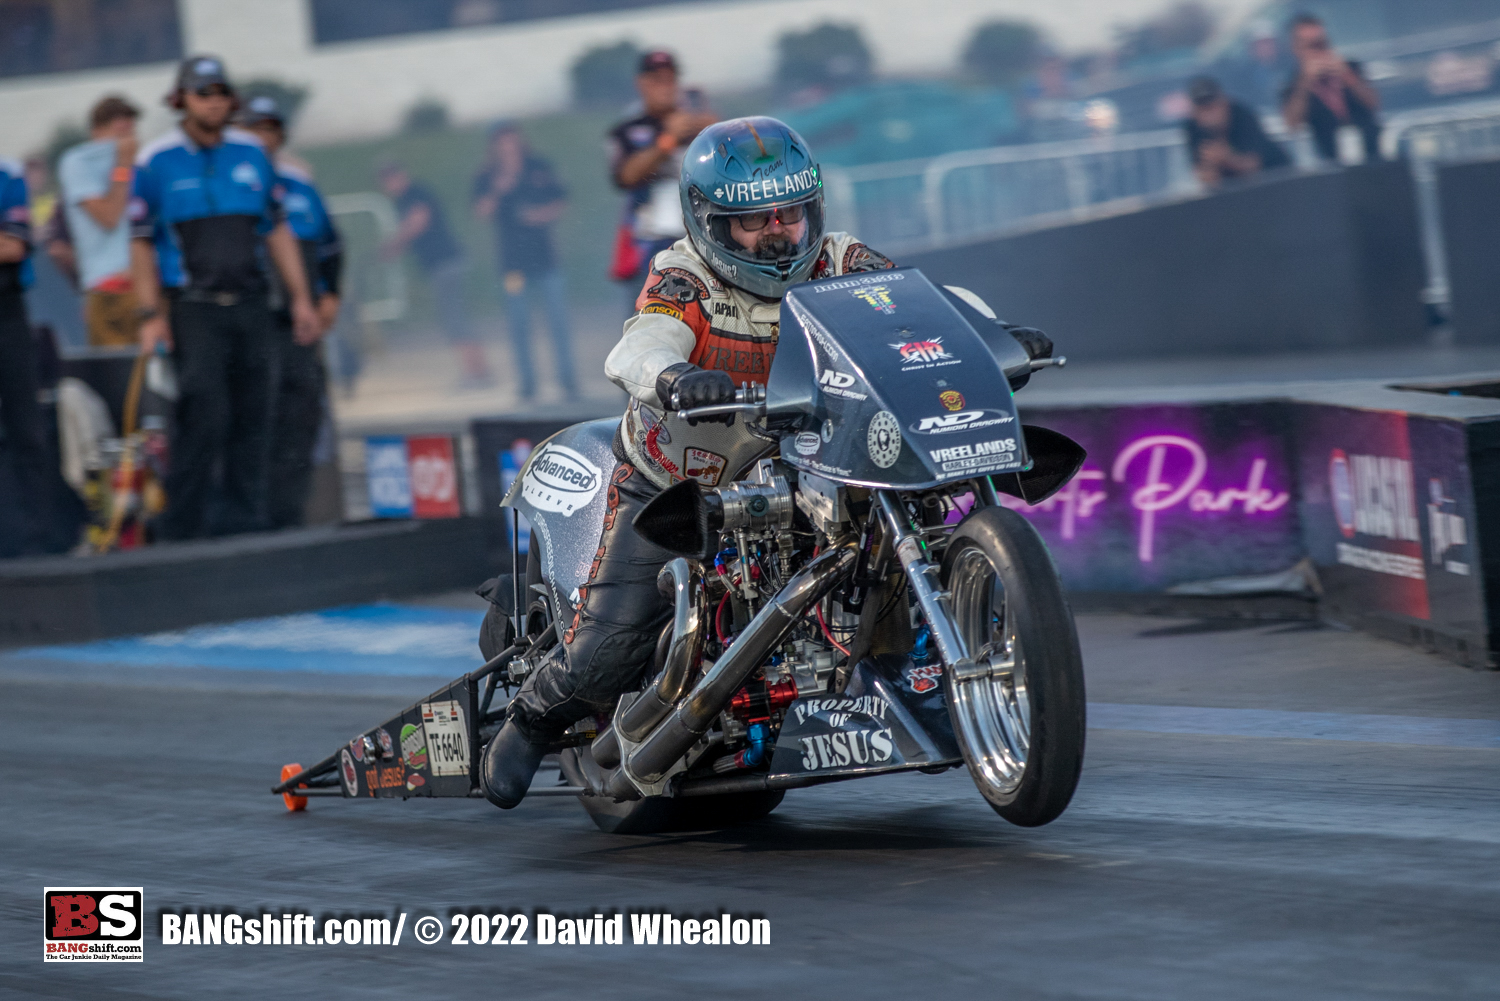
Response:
[940,506,1086,827]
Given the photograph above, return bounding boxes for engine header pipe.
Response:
[606,543,857,799]
[592,559,705,768]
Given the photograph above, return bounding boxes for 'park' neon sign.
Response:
[1005,433,1289,563]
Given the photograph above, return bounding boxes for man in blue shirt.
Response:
[129,56,320,539]
[239,95,343,528]
[0,157,51,554]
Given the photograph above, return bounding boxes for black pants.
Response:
[159,298,277,540]
[266,318,327,530]
[0,292,47,553]
[507,462,674,742]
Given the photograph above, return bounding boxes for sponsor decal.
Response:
[708,251,738,278]
[340,748,358,794]
[818,368,868,401]
[812,272,905,293]
[684,448,726,487]
[421,701,470,777]
[804,459,853,477]
[867,411,901,469]
[405,772,426,793]
[1328,449,1420,543]
[712,167,818,204]
[399,723,428,771]
[1336,542,1425,580]
[939,390,965,412]
[522,444,604,516]
[890,336,960,371]
[364,763,406,792]
[794,432,821,456]
[230,161,262,190]
[930,439,1019,473]
[841,242,895,273]
[851,284,896,314]
[711,301,739,319]
[644,423,680,477]
[797,729,894,770]
[348,736,364,762]
[44,888,143,962]
[640,302,683,320]
[646,268,709,304]
[911,410,1015,435]
[375,728,394,759]
[791,695,889,725]
[905,663,943,694]
[1428,477,1469,573]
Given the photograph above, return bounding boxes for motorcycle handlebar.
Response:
[672,383,767,422]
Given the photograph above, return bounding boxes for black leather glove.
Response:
[655,362,737,426]
[1003,324,1053,361]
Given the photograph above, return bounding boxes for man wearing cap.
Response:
[239,95,343,529]
[1183,76,1291,189]
[607,51,717,288]
[58,95,142,347]
[130,56,320,539]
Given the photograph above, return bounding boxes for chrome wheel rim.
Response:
[947,546,1031,796]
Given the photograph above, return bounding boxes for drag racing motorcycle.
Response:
[274,268,1088,834]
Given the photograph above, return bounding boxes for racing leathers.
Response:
[503,232,898,746]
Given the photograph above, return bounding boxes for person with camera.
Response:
[130,56,319,539]
[1282,12,1382,163]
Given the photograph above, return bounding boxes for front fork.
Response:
[873,490,976,677]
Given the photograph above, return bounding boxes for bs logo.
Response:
[44,888,142,942]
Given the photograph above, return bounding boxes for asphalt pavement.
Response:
[3,606,1499,1000]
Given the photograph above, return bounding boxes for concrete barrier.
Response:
[906,162,1428,360]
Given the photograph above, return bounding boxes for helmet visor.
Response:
[695,192,825,269]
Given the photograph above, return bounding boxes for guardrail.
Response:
[824,129,1196,254]
[1382,98,1500,306]
[828,99,1500,309]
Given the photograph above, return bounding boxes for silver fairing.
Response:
[501,419,621,617]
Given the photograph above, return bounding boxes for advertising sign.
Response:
[1006,403,1302,592]
[364,436,413,519]
[1294,404,1486,658]
[406,436,462,519]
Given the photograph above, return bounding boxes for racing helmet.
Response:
[680,117,825,299]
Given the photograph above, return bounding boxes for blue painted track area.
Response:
[8,603,487,676]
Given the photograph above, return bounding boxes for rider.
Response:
[482,117,1052,808]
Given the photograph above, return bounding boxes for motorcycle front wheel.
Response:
[939,506,1086,827]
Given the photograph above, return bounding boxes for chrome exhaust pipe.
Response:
[605,543,857,800]
[591,559,704,769]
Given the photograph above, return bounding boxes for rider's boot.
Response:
[480,719,548,809]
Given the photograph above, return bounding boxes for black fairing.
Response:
[768,268,1031,489]
[994,425,1088,504]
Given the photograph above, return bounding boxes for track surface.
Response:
[4,610,1500,999]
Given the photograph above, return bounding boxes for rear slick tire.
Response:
[558,745,784,835]
[940,506,1086,827]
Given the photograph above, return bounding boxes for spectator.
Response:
[58,95,142,348]
[1184,77,1291,189]
[377,161,491,386]
[0,156,51,554]
[606,51,716,290]
[472,122,577,401]
[1282,13,1382,164]
[131,55,320,539]
[239,95,343,529]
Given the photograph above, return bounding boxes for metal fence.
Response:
[826,97,1500,309]
[823,130,1196,254]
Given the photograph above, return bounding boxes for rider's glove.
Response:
[656,362,737,426]
[1003,324,1053,361]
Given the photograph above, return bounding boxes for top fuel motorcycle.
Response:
[273,268,1088,834]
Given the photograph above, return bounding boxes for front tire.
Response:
[940,506,1085,827]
